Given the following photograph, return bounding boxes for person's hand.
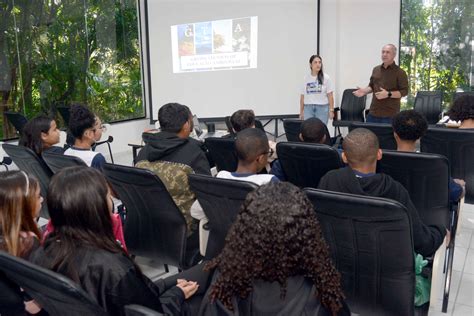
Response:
[176,279,199,299]
[445,229,451,247]
[353,86,367,97]
[299,112,304,120]
[329,110,335,120]
[375,88,389,100]
[453,178,466,188]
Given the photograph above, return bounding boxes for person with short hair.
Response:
[447,94,474,129]
[392,110,465,202]
[271,117,330,181]
[64,104,106,170]
[300,55,335,124]
[136,103,211,175]
[318,128,446,257]
[229,109,255,133]
[20,115,62,156]
[353,44,409,123]
[192,128,277,222]
[199,182,349,315]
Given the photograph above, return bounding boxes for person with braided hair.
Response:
[198,182,349,316]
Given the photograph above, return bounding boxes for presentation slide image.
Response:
[171,16,258,73]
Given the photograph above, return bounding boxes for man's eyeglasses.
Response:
[261,148,274,157]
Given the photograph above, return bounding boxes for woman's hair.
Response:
[68,103,96,139]
[205,182,344,314]
[447,95,474,122]
[43,166,123,281]
[19,115,55,155]
[309,55,324,85]
[0,171,41,256]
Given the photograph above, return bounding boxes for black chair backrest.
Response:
[0,251,106,316]
[339,88,367,123]
[304,189,415,316]
[350,122,397,150]
[421,127,474,203]
[56,106,71,127]
[43,151,87,174]
[4,111,28,135]
[414,91,443,124]
[224,116,235,136]
[188,174,258,259]
[124,305,164,316]
[283,119,303,142]
[204,137,237,172]
[276,142,343,188]
[378,150,450,227]
[2,144,52,218]
[102,163,188,268]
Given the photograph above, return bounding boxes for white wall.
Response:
[320,0,400,115]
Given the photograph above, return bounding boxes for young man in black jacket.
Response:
[318,128,446,257]
[136,103,211,175]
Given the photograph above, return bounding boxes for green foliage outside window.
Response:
[0,0,144,140]
[400,0,473,110]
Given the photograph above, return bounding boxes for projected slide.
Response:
[171,17,258,73]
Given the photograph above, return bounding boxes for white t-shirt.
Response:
[301,73,334,105]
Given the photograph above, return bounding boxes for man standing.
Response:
[353,44,408,123]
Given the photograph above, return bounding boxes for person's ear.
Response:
[376,149,383,161]
[298,133,304,142]
[393,132,400,142]
[40,132,48,141]
[341,152,348,164]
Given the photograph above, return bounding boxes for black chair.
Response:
[2,144,52,218]
[350,122,397,150]
[414,91,443,124]
[333,88,367,136]
[204,137,237,172]
[304,189,415,316]
[93,135,115,164]
[421,127,474,204]
[124,305,164,316]
[43,151,87,173]
[283,119,303,142]
[0,156,12,170]
[0,251,107,316]
[56,106,71,127]
[224,116,236,136]
[4,111,28,135]
[276,142,343,188]
[188,174,258,259]
[102,163,189,269]
[378,150,451,228]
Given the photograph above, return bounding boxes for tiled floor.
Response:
[430,202,474,316]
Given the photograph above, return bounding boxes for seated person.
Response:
[318,128,446,257]
[29,167,200,316]
[191,128,277,222]
[0,171,43,315]
[228,109,277,164]
[137,103,211,175]
[392,110,465,202]
[447,94,474,129]
[64,104,106,170]
[271,117,330,180]
[19,115,62,156]
[199,182,349,315]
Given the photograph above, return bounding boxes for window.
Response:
[0,0,144,140]
[400,0,473,109]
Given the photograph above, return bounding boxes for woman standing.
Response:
[300,55,335,124]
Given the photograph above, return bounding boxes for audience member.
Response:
[271,117,330,180]
[318,128,446,257]
[137,103,211,175]
[392,110,465,201]
[19,115,62,156]
[229,109,255,133]
[447,94,474,129]
[191,128,277,222]
[29,167,200,315]
[0,171,43,315]
[64,104,106,169]
[199,182,349,315]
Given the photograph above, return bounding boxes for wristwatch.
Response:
[388,91,392,98]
